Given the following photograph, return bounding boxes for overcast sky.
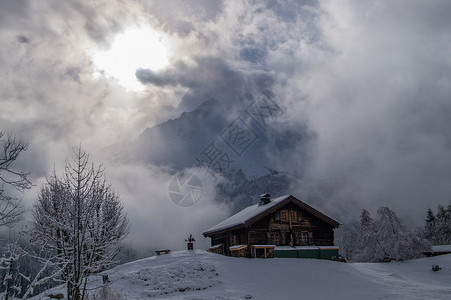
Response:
[1,0,451,251]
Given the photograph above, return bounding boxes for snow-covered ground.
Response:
[32,250,451,299]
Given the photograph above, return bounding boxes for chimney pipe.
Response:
[259,193,271,205]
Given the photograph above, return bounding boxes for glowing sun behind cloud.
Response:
[93,26,171,91]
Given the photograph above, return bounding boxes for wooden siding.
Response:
[208,200,336,256]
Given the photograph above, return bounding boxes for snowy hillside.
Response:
[32,250,451,300]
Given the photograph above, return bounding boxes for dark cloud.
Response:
[265,0,319,23]
[141,0,224,36]
[137,56,274,111]
[17,35,29,44]
[239,48,267,64]
[0,0,30,27]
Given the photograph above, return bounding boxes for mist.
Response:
[1,0,451,255]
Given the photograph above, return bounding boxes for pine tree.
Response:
[421,204,451,245]
[422,208,438,243]
[435,205,451,244]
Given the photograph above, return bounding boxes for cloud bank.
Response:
[1,0,451,253]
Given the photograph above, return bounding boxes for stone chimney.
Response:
[259,193,271,205]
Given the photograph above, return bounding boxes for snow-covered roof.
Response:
[203,194,340,236]
[208,244,222,250]
[229,244,247,250]
[204,195,290,235]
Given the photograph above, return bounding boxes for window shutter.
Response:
[308,232,314,245]
[267,232,272,244]
[281,231,286,245]
[275,211,280,221]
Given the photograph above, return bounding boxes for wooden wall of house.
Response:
[207,201,337,257]
[209,228,249,256]
[265,203,335,246]
[247,228,268,245]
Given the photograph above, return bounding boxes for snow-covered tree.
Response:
[421,204,451,245]
[32,148,129,300]
[0,131,33,299]
[0,232,56,299]
[423,208,437,242]
[0,241,28,299]
[354,209,383,262]
[334,224,357,261]
[348,207,430,262]
[376,207,430,261]
[435,204,451,244]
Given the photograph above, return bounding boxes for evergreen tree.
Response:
[421,204,451,245]
[424,208,436,239]
[435,205,451,244]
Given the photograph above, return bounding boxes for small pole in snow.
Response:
[185,234,196,250]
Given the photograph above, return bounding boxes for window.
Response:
[271,232,281,245]
[281,210,288,222]
[289,210,297,222]
[279,210,297,222]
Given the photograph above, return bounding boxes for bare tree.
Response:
[32,148,129,300]
[0,131,31,227]
[0,131,31,298]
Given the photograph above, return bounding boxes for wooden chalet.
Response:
[203,194,340,259]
